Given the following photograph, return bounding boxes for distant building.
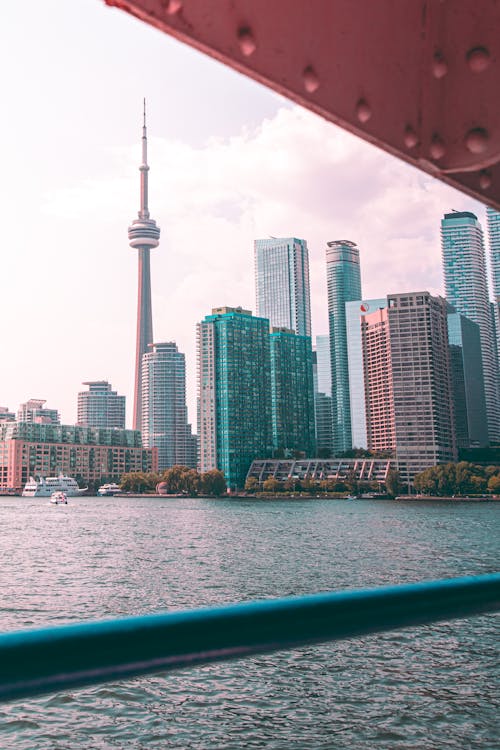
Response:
[486,207,500,373]
[77,381,126,429]
[441,211,499,442]
[447,310,488,449]
[312,336,333,456]
[361,292,456,482]
[141,342,195,471]
[247,458,392,485]
[326,240,362,453]
[0,422,157,490]
[0,407,15,422]
[314,335,331,396]
[255,237,311,336]
[197,307,273,489]
[17,399,59,425]
[346,298,386,449]
[270,328,316,457]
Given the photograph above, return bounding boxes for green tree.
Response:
[160,465,192,494]
[244,476,260,493]
[487,474,500,493]
[183,469,201,496]
[262,477,282,493]
[201,469,227,496]
[385,469,400,498]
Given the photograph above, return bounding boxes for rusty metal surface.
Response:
[105,0,500,210]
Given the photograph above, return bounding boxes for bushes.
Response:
[413,462,497,496]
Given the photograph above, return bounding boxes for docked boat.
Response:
[50,491,68,505]
[97,483,121,496]
[22,475,87,497]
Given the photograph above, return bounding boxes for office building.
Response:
[326,240,362,453]
[129,101,161,431]
[361,292,456,482]
[197,307,272,489]
[17,399,59,425]
[255,237,311,336]
[447,311,488,449]
[77,381,126,429]
[346,298,386,448]
[441,211,499,442]
[0,407,15,422]
[486,206,500,369]
[141,342,194,471]
[0,422,157,491]
[270,328,316,457]
[313,336,333,456]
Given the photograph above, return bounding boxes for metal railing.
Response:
[0,573,498,703]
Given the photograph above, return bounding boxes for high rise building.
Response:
[129,101,160,431]
[17,399,59,425]
[313,335,333,456]
[486,206,500,369]
[0,407,15,423]
[197,307,272,489]
[326,240,362,454]
[441,211,499,442]
[362,292,456,483]
[314,335,331,396]
[447,311,488,449]
[255,237,311,336]
[346,298,386,449]
[77,381,126,429]
[270,328,316,457]
[141,342,194,471]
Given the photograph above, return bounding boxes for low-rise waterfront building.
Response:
[0,422,157,491]
[247,458,392,484]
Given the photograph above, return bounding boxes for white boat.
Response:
[50,491,68,504]
[22,475,87,497]
[97,483,121,496]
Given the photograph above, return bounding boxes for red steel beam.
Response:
[105,0,500,210]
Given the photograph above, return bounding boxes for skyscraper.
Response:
[486,206,500,369]
[313,335,333,456]
[17,399,59,425]
[270,328,316,457]
[255,237,311,336]
[141,342,193,471]
[326,240,362,454]
[197,307,272,489]
[129,101,160,431]
[77,381,126,429]
[361,292,456,482]
[441,211,499,442]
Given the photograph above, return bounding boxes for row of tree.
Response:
[120,466,227,496]
[244,469,401,497]
[413,462,500,495]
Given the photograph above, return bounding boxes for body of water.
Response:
[0,496,498,749]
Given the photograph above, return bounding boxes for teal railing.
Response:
[0,573,498,703]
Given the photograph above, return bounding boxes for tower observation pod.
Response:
[128,99,161,432]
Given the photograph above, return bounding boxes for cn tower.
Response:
[128,100,160,431]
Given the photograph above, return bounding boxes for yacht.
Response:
[22,475,87,497]
[50,491,68,505]
[97,483,121,496]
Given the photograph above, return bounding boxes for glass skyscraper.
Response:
[270,329,316,457]
[197,307,272,489]
[141,342,194,471]
[486,206,500,372]
[77,381,126,429]
[441,211,499,442]
[255,237,311,336]
[326,240,362,454]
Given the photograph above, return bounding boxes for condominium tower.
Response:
[441,211,499,442]
[255,237,311,336]
[197,307,273,489]
[486,206,500,367]
[129,101,160,431]
[326,240,362,453]
[17,399,59,425]
[77,381,126,429]
[141,342,194,471]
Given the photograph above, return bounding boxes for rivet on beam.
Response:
[404,126,418,149]
[465,128,489,154]
[479,170,492,190]
[429,135,446,160]
[302,66,320,93]
[356,99,372,124]
[237,27,257,57]
[162,0,182,14]
[467,47,491,73]
[432,54,448,79]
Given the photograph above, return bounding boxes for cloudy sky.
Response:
[1,1,487,427]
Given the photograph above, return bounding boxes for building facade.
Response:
[141,342,194,471]
[270,328,316,457]
[313,336,333,456]
[77,381,126,429]
[486,206,500,372]
[441,211,499,442]
[361,307,395,453]
[255,237,311,336]
[326,240,362,453]
[447,311,488,449]
[0,422,157,491]
[346,298,386,449]
[197,307,273,489]
[17,400,59,425]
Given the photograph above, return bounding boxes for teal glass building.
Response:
[270,328,316,457]
[197,307,272,489]
[326,241,362,454]
[441,211,499,442]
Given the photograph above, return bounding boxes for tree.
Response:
[120,472,158,493]
[487,474,500,494]
[183,469,201,496]
[160,465,192,494]
[385,469,400,498]
[262,477,282,494]
[201,469,227,496]
[244,476,260,493]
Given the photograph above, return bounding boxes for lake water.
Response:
[0,496,498,749]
